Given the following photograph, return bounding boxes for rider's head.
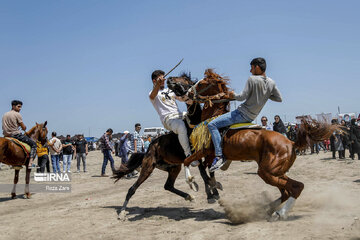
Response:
[250,58,266,76]
[11,100,23,112]
[151,70,165,90]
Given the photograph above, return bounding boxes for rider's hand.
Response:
[156,76,165,85]
[228,91,235,99]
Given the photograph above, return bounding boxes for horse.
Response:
[112,73,222,220]
[0,121,48,199]
[170,69,340,221]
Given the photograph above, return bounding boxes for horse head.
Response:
[28,121,48,144]
[167,72,195,97]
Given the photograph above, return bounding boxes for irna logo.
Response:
[34,173,71,182]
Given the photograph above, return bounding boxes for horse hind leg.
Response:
[11,169,20,199]
[258,169,304,221]
[118,156,156,220]
[164,165,194,201]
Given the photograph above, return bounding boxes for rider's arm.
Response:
[149,76,165,100]
[19,122,26,131]
[233,78,251,101]
[269,85,282,102]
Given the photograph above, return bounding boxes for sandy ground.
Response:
[0,150,360,240]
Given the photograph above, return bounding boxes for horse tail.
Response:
[112,152,146,183]
[294,119,341,150]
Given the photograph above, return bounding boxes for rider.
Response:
[2,100,37,168]
[208,57,282,171]
[149,70,199,167]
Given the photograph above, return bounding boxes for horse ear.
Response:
[44,121,47,127]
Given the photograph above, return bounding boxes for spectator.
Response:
[350,119,360,160]
[74,135,88,173]
[330,119,344,159]
[99,128,115,177]
[144,136,151,152]
[340,120,350,159]
[48,132,62,173]
[36,141,49,173]
[62,134,74,173]
[119,131,130,165]
[273,115,287,137]
[260,116,273,130]
[130,123,144,154]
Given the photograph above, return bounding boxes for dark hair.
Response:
[52,132,57,137]
[66,134,71,137]
[135,123,141,128]
[250,57,266,72]
[106,128,113,133]
[11,100,23,106]
[151,70,165,80]
[274,115,280,119]
[261,116,268,121]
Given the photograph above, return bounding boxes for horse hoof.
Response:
[212,194,220,200]
[215,182,223,191]
[269,212,280,222]
[25,193,31,199]
[207,198,216,204]
[11,193,16,199]
[118,210,128,220]
[185,195,195,202]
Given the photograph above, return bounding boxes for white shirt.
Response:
[49,137,62,155]
[149,88,181,124]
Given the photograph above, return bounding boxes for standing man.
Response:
[48,132,62,173]
[206,58,282,171]
[260,116,273,130]
[36,140,49,173]
[61,134,74,173]
[119,130,130,165]
[2,100,37,168]
[74,134,88,173]
[149,70,199,167]
[130,123,144,154]
[99,128,115,177]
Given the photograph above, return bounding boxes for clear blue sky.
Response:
[1,0,359,137]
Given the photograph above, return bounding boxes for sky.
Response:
[1,0,359,137]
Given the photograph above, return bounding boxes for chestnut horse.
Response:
[0,122,48,198]
[113,74,222,220]
[171,69,339,221]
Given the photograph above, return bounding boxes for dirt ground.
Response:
[0,150,359,240]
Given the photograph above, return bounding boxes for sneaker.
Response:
[190,160,200,167]
[209,156,225,172]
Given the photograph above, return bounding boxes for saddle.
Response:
[5,137,31,158]
[190,119,262,153]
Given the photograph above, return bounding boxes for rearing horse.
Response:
[171,69,339,221]
[0,121,48,199]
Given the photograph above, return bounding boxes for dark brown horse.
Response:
[172,69,339,221]
[0,122,48,199]
[112,73,225,220]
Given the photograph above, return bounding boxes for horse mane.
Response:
[203,69,231,92]
[26,125,37,136]
[179,72,195,85]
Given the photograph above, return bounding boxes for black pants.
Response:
[37,155,49,173]
[333,150,344,159]
[11,133,36,159]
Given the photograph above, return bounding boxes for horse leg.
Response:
[164,166,194,201]
[209,171,221,199]
[197,162,216,203]
[118,156,156,220]
[11,169,20,199]
[258,168,304,221]
[24,166,31,199]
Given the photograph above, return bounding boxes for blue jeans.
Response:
[207,109,252,157]
[63,154,72,172]
[76,153,87,172]
[51,155,61,173]
[101,150,115,175]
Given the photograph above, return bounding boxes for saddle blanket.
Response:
[229,122,262,130]
[5,137,31,156]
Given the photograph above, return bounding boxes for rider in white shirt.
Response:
[149,70,199,167]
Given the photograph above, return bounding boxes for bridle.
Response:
[187,79,232,108]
